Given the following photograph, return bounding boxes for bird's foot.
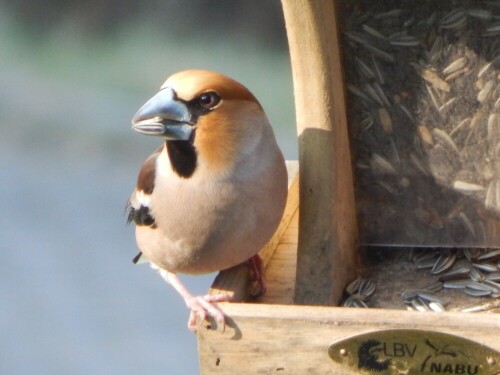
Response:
[248,254,266,297]
[185,293,232,333]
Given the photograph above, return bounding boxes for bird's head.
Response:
[132,70,270,172]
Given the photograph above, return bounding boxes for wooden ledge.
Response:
[198,304,500,374]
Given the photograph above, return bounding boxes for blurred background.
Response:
[0,1,296,374]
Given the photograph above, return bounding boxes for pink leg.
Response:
[248,254,266,297]
[154,266,232,332]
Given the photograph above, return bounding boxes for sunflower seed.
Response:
[465,288,491,297]
[401,289,423,300]
[444,66,470,81]
[423,282,444,293]
[432,128,460,155]
[428,301,446,312]
[477,79,494,102]
[358,278,376,297]
[390,35,420,47]
[485,180,500,212]
[439,267,470,282]
[364,44,395,63]
[461,300,500,312]
[452,180,485,193]
[486,272,500,281]
[438,98,457,114]
[360,112,374,131]
[365,83,385,106]
[355,57,375,79]
[442,57,467,75]
[464,248,483,261]
[469,267,485,282]
[345,277,363,295]
[431,252,456,274]
[345,31,370,45]
[374,9,403,19]
[370,153,398,175]
[468,9,492,20]
[459,212,476,238]
[414,251,439,269]
[477,61,493,78]
[398,103,415,123]
[412,63,451,92]
[411,297,431,311]
[417,125,434,146]
[440,9,467,29]
[378,108,393,133]
[443,280,470,289]
[478,249,500,261]
[472,262,499,273]
[488,112,500,134]
[371,55,384,84]
[374,82,391,107]
[467,281,493,291]
[362,24,386,40]
[450,118,471,138]
[429,35,443,61]
[483,279,500,292]
[342,295,369,308]
[485,23,500,35]
[418,292,445,304]
[409,152,430,175]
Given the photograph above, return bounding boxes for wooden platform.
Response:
[198,305,500,374]
[197,167,500,374]
[255,198,297,306]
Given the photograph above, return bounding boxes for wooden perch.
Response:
[281,0,359,305]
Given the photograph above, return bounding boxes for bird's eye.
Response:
[198,92,221,110]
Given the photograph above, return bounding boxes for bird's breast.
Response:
[135,144,287,275]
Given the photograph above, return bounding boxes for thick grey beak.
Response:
[131,87,194,141]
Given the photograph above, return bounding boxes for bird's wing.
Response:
[126,146,162,227]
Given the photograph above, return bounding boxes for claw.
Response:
[153,267,232,333]
[185,294,232,332]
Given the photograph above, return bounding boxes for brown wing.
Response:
[126,146,162,227]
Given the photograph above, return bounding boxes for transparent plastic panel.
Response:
[338,0,500,246]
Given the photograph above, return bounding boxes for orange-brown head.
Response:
[132,70,271,176]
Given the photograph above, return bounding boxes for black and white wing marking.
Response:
[126,148,161,228]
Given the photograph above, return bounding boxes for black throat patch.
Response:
[166,140,197,178]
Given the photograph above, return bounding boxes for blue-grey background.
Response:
[0,2,296,374]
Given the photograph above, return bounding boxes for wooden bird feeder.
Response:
[198,2,500,374]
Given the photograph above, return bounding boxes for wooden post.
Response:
[281,0,359,305]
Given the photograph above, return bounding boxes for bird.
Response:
[126,70,288,332]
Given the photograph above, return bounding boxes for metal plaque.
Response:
[329,329,500,375]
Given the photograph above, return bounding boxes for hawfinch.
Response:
[127,70,288,332]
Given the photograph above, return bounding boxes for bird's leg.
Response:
[248,254,266,297]
[154,266,232,332]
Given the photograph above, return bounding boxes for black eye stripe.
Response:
[170,89,221,123]
[171,92,220,122]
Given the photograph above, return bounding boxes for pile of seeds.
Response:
[342,277,376,307]
[405,247,500,311]
[339,1,500,246]
[341,248,500,312]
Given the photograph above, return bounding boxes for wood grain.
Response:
[281,0,359,305]
[198,303,500,375]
